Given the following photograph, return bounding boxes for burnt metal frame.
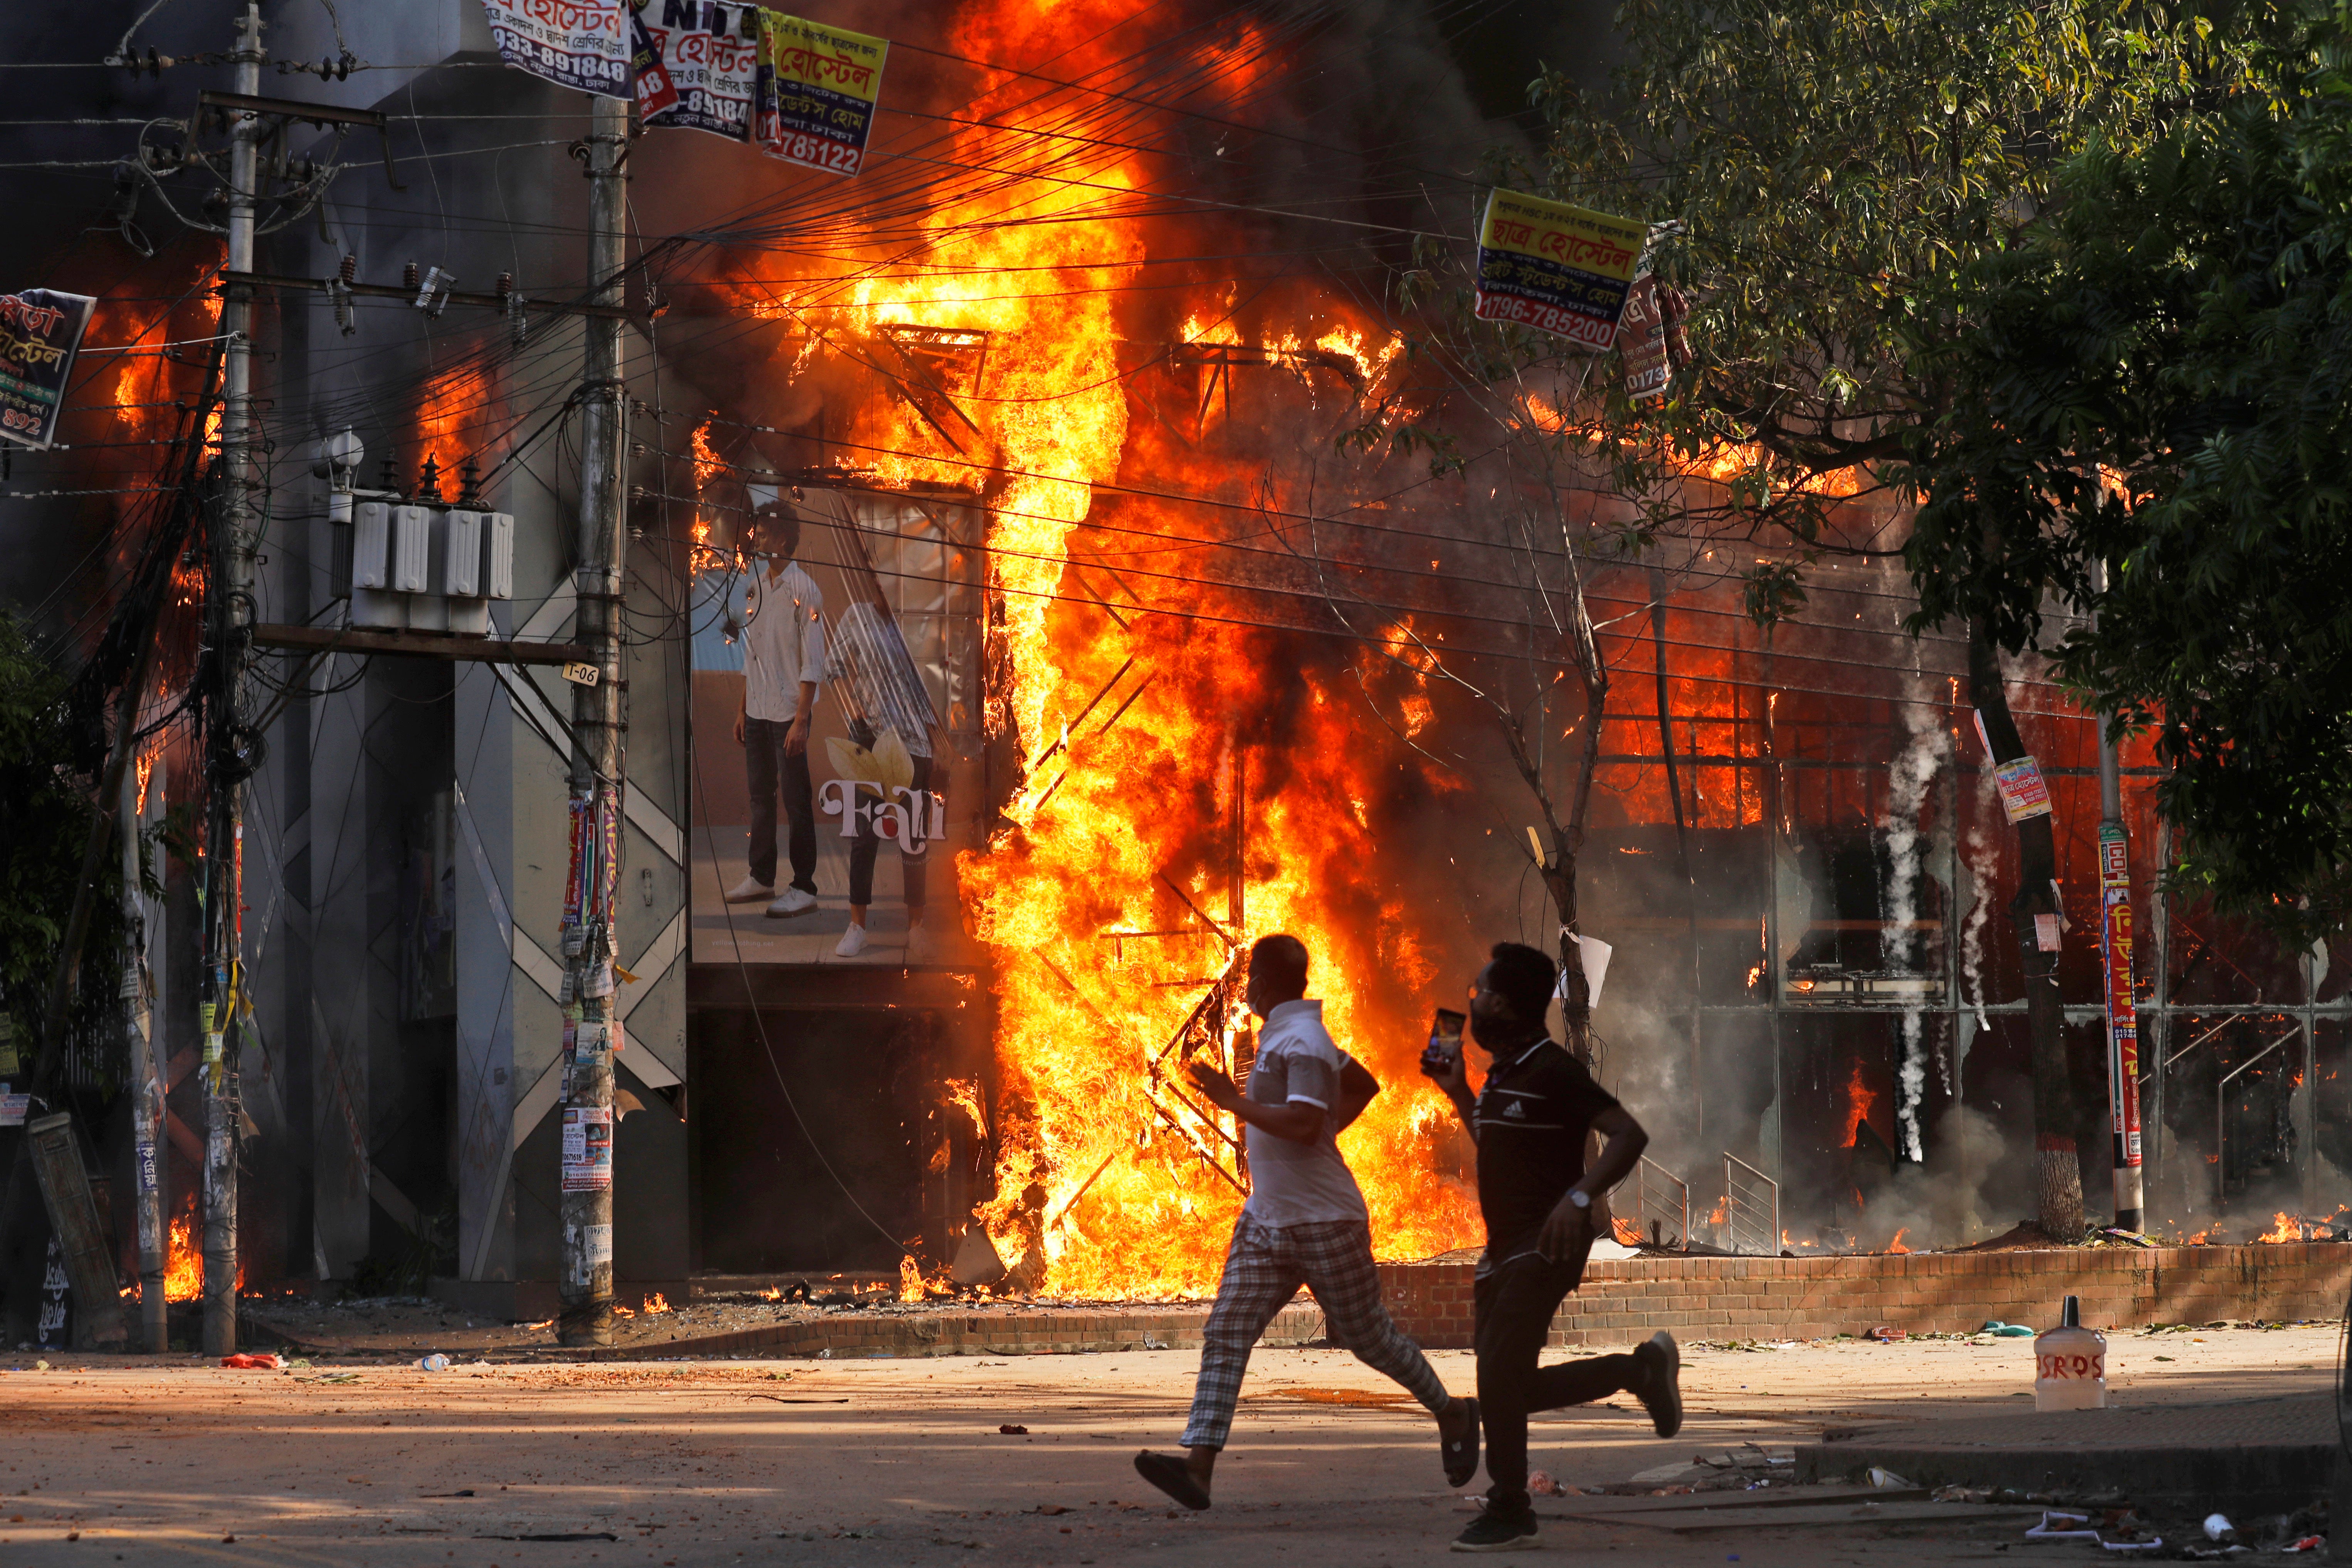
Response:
[1723,1152,1779,1256]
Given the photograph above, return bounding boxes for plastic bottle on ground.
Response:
[2033,1295,2107,1411]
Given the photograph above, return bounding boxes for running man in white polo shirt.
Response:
[722,500,827,920]
[1132,933,1479,1510]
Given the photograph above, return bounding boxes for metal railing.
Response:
[1629,1155,1690,1250]
[1723,1153,1779,1256]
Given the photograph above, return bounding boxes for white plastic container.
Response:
[2033,1294,2107,1410]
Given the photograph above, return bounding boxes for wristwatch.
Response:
[1567,1189,1591,1210]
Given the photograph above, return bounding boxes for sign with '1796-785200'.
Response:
[1473,190,1645,351]
[0,289,95,451]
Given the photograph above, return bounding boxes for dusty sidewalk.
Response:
[0,1325,2336,1566]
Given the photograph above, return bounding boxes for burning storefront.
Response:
[3,0,2345,1345]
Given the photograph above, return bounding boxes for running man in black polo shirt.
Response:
[1423,941,1684,1552]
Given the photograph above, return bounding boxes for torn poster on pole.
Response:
[478,0,630,99]
[561,1105,613,1192]
[1473,189,1645,351]
[1616,270,1690,401]
[756,12,889,176]
[640,0,762,142]
[0,289,95,451]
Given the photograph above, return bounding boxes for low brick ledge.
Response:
[586,1301,1327,1362]
[1376,1242,2352,1350]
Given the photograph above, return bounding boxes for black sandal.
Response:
[1133,1450,1211,1511]
[1442,1397,1482,1487]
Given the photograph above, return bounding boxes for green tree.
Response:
[0,608,130,1091]
[1904,19,2352,943]
[1519,0,2282,1237]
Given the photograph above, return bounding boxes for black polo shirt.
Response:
[1473,1037,1620,1266]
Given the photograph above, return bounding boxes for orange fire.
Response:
[2257,1212,2304,1243]
[410,362,497,488]
[163,1205,203,1302]
[690,416,720,547]
[643,1291,672,1314]
[696,0,1482,1299]
[1887,1229,1911,1254]
[1841,1058,1880,1150]
[1613,1216,1643,1246]
[156,1192,242,1301]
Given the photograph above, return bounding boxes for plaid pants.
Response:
[1180,1214,1452,1450]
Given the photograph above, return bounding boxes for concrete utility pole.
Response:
[556,90,631,1347]
[203,0,265,1356]
[126,763,166,1353]
[2092,563,2144,1233]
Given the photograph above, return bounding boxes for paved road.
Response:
[0,1324,2334,1565]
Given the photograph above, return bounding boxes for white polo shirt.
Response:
[1241,999,1370,1228]
[741,559,826,723]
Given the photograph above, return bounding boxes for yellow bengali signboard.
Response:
[757,12,888,177]
[1473,188,1646,350]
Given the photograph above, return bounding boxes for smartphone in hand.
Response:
[1420,1007,1465,1078]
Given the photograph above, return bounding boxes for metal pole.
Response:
[203,0,264,1359]
[557,90,631,1348]
[2093,562,2144,1232]
[2304,944,2321,1219]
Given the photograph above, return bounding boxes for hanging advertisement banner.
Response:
[639,0,761,141]
[1615,270,1689,401]
[1473,189,1645,350]
[478,0,630,98]
[1992,754,2053,822]
[2098,823,2142,1168]
[0,289,95,451]
[756,11,889,176]
[628,11,679,120]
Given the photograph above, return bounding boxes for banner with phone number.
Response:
[1473,188,1645,350]
[756,12,889,176]
[479,0,630,98]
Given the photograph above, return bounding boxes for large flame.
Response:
[705,0,1819,1296]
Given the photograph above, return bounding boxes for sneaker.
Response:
[1451,1511,1538,1553]
[1632,1329,1683,1437]
[764,887,817,918]
[723,876,774,904]
[834,923,868,957]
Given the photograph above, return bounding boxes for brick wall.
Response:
[1375,1243,2352,1350]
[592,1301,1327,1361]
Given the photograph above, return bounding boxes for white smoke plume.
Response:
[1881,675,1944,1161]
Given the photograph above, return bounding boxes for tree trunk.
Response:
[1546,549,1611,1067]
[1969,618,2085,1241]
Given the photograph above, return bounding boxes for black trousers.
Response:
[845,750,932,909]
[743,716,817,895]
[1475,1244,1640,1519]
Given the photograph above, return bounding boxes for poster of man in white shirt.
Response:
[690,483,986,966]
[722,499,828,919]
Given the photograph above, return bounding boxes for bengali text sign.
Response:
[1474,189,1645,350]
